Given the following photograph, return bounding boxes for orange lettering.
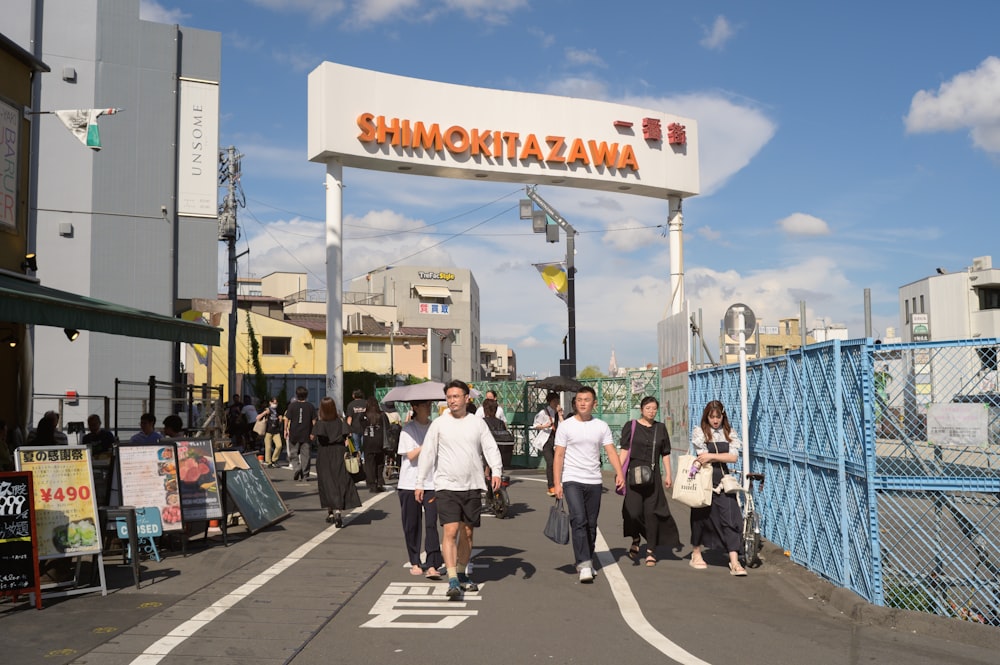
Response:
[471,129,492,156]
[357,113,376,141]
[502,132,519,159]
[617,144,639,171]
[545,136,566,163]
[401,119,411,146]
[566,138,589,165]
[377,116,402,146]
[412,122,443,151]
[444,126,470,153]
[492,131,503,158]
[519,134,544,161]
[588,140,619,168]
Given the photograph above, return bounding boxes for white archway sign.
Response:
[307,62,700,407]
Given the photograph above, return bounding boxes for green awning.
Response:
[0,274,220,345]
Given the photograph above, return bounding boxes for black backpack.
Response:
[385,422,402,454]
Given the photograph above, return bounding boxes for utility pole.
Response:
[522,186,577,378]
[218,146,244,402]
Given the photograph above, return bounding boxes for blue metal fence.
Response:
[690,338,1000,626]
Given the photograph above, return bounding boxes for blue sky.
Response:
[143,0,1000,378]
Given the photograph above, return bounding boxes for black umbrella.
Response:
[533,375,584,392]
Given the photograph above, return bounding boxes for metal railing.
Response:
[690,338,1000,626]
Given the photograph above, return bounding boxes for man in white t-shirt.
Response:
[553,386,625,583]
[416,380,502,599]
[475,390,506,424]
[396,400,443,580]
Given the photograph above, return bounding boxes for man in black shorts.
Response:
[415,380,502,599]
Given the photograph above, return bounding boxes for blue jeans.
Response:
[562,481,602,569]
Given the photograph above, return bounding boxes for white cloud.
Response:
[528,26,556,49]
[904,55,1000,153]
[700,15,737,50]
[544,76,609,100]
[248,0,345,22]
[441,0,528,24]
[777,213,831,236]
[350,0,421,26]
[565,47,606,68]
[139,0,189,24]
[601,219,660,252]
[272,47,324,73]
[624,92,777,194]
[697,225,721,241]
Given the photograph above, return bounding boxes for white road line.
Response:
[126,491,393,665]
[521,475,712,665]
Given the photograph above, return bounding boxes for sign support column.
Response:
[325,160,344,408]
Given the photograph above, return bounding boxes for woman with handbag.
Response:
[361,397,390,492]
[689,400,747,576]
[314,397,360,527]
[618,396,681,567]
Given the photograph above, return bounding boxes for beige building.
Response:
[481,343,516,380]
[185,272,455,396]
[720,317,817,365]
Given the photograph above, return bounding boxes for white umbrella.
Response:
[381,382,480,406]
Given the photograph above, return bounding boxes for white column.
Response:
[325,160,344,408]
[668,196,684,315]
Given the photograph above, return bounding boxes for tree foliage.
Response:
[578,365,606,379]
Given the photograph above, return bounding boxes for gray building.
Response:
[348,266,481,381]
[8,0,220,425]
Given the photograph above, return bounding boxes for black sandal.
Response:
[627,540,641,561]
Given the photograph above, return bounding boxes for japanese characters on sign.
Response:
[15,447,101,560]
[418,303,450,315]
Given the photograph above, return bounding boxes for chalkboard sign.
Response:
[0,472,42,607]
[224,454,292,534]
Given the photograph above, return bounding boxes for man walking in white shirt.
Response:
[416,380,502,599]
[553,386,625,583]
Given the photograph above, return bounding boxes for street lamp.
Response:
[520,185,577,378]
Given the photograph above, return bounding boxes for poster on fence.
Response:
[15,447,101,560]
[927,402,989,449]
[117,443,184,532]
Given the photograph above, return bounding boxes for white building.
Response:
[347,266,480,381]
[9,0,221,426]
[898,256,1000,342]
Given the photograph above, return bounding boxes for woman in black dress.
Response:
[618,395,681,566]
[360,396,389,492]
[314,397,360,526]
[689,400,746,576]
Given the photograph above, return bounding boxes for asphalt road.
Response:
[2,467,997,665]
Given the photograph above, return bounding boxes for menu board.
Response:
[0,472,41,600]
[117,443,183,532]
[174,439,222,522]
[15,447,102,560]
[225,454,292,534]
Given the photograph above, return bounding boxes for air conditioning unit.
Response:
[972,256,993,272]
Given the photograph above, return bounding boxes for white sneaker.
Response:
[579,567,594,583]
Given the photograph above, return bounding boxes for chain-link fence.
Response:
[374,370,661,469]
[690,338,1000,626]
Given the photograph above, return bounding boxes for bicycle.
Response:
[738,472,765,568]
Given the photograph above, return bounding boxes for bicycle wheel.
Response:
[742,508,761,568]
[493,488,510,519]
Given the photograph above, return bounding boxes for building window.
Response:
[978,288,1000,311]
[766,345,783,356]
[905,299,910,324]
[454,330,461,345]
[422,349,428,363]
[443,355,451,372]
[919,295,925,313]
[358,342,386,353]
[262,337,291,355]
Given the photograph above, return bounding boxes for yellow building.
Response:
[720,317,816,364]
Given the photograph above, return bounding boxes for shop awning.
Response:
[413,284,451,299]
[0,274,220,345]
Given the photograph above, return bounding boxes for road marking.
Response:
[520,475,712,665]
[126,491,393,665]
[362,582,483,628]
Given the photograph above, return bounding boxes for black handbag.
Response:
[543,499,570,545]
[626,420,655,488]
